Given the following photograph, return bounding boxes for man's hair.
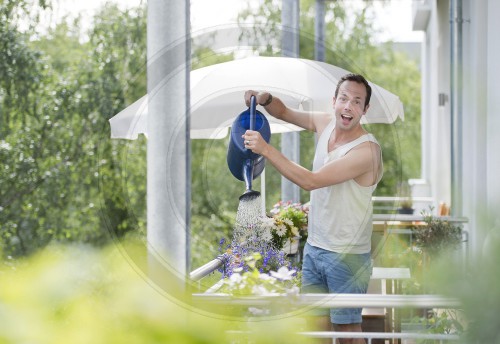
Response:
[334,73,372,109]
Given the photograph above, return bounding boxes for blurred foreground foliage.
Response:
[0,242,311,343]
[375,219,500,342]
[426,229,500,343]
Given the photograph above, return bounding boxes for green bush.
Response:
[0,242,313,343]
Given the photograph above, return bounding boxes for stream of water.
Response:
[232,195,274,256]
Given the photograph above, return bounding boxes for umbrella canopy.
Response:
[109,56,404,140]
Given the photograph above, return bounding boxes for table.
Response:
[369,267,411,344]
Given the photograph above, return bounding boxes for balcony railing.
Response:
[192,293,462,343]
[188,213,468,343]
[189,254,226,282]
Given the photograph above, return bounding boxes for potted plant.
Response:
[413,208,463,258]
[267,201,308,255]
[397,210,464,329]
[219,252,299,297]
[397,181,414,214]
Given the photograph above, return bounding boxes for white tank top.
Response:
[307,119,383,254]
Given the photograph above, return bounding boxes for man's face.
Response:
[333,80,369,129]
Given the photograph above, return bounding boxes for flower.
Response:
[261,228,273,241]
[270,266,296,281]
[261,216,275,229]
[275,224,287,237]
[228,272,243,285]
[219,252,299,297]
[252,284,272,295]
[215,201,307,298]
[258,273,272,281]
[267,201,309,250]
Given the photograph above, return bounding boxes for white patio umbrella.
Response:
[109,56,404,140]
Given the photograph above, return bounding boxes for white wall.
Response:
[458,0,500,251]
[419,0,452,210]
[417,0,500,252]
[486,0,500,234]
[461,0,488,250]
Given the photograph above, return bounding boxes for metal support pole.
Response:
[450,0,463,216]
[315,0,326,62]
[147,0,191,294]
[281,0,301,203]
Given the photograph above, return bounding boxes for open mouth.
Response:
[341,114,353,122]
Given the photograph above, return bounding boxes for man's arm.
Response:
[246,135,381,191]
[245,91,332,133]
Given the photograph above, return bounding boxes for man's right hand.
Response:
[243,90,330,133]
[244,90,272,107]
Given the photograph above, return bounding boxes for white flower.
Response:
[258,273,273,281]
[228,273,243,286]
[275,224,287,237]
[252,284,272,295]
[261,228,273,241]
[261,217,275,229]
[270,266,296,281]
[291,226,300,237]
[283,218,293,226]
[270,204,281,215]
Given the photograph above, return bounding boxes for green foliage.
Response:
[219,252,299,296]
[190,138,246,268]
[414,209,463,257]
[1,0,422,271]
[427,226,500,343]
[190,211,234,269]
[267,201,308,250]
[376,209,463,295]
[0,242,314,343]
[0,242,287,343]
[364,47,422,195]
[0,1,148,257]
[410,309,464,339]
[237,0,421,198]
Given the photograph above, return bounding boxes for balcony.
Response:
[189,208,468,343]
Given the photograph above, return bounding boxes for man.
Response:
[243,74,383,344]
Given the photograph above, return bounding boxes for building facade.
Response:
[413,0,500,252]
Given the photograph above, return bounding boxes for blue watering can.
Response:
[227,95,271,200]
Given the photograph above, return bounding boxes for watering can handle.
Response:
[249,95,256,131]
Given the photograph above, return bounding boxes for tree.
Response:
[0,0,421,270]
[0,1,149,257]
[235,0,421,199]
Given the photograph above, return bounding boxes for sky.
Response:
[47,0,422,43]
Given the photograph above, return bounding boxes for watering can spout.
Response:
[243,158,254,192]
[240,158,261,201]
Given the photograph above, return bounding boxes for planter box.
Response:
[281,237,300,255]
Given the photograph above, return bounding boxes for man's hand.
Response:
[242,130,269,156]
[244,90,272,107]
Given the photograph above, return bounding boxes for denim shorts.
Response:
[301,242,372,324]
